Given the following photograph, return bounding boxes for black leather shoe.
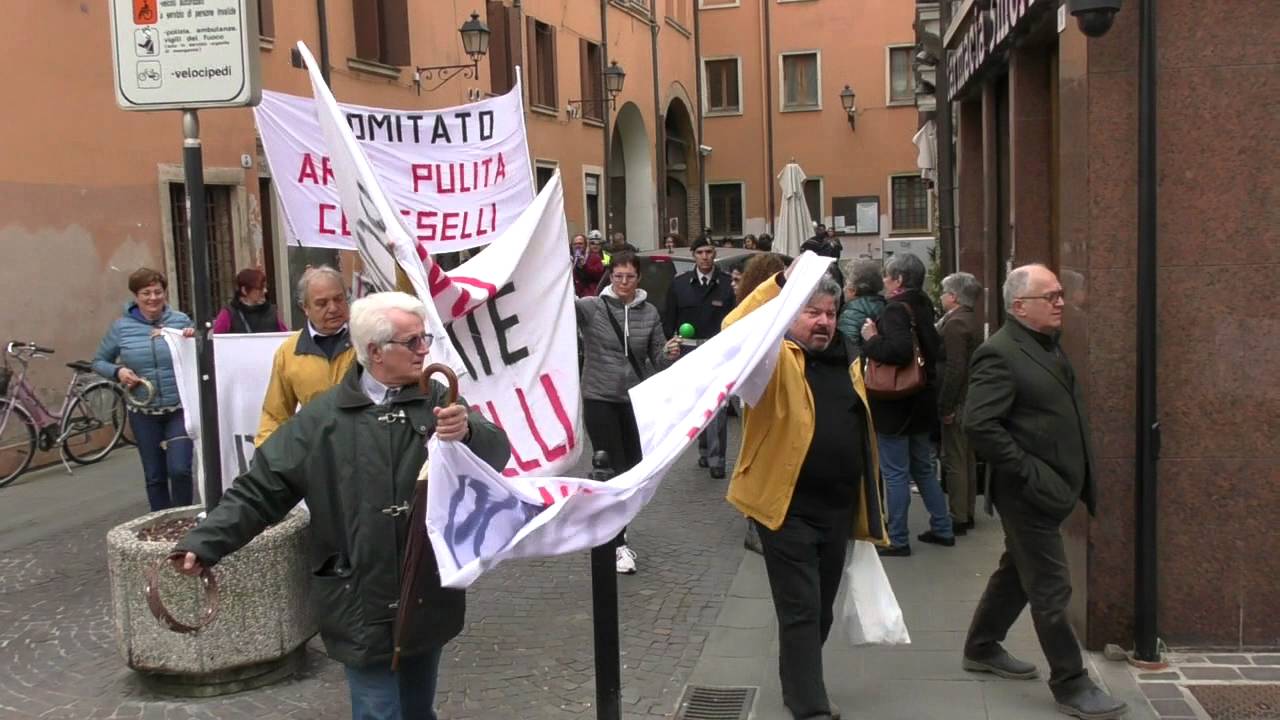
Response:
[953,524,969,536]
[1055,686,1128,720]
[877,544,911,557]
[697,457,709,468]
[918,530,956,547]
[962,649,1040,680]
[709,467,725,479]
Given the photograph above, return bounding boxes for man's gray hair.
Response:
[1003,263,1048,311]
[884,252,926,290]
[845,260,885,297]
[941,272,982,308]
[807,277,843,306]
[296,265,345,306]
[349,291,429,366]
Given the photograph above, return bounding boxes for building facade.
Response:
[941,0,1279,650]
[697,0,924,257]
[0,1,698,402]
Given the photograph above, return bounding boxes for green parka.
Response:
[176,364,511,668]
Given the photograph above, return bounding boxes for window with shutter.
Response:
[527,18,558,109]
[579,40,603,122]
[487,1,513,93]
[353,0,410,66]
[781,52,819,110]
[258,0,274,37]
[703,58,740,114]
[707,183,744,236]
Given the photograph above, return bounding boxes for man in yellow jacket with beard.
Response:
[723,265,887,720]
[255,266,357,445]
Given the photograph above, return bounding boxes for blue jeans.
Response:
[128,410,193,511]
[344,647,443,720]
[878,432,953,547]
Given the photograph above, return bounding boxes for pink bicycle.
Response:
[0,341,129,487]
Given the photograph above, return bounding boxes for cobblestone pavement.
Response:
[0,429,747,719]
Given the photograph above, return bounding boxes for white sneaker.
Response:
[615,544,637,574]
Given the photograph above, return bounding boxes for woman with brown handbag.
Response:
[860,253,955,556]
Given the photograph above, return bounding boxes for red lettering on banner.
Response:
[495,152,507,182]
[318,203,351,236]
[459,210,473,241]
[538,486,555,506]
[451,275,500,296]
[516,383,569,462]
[427,263,450,298]
[482,400,542,475]
[450,287,473,319]
[411,163,433,193]
[441,212,461,242]
[297,153,335,186]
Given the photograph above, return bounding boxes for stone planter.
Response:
[107,505,317,696]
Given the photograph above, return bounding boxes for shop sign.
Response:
[947,0,1048,100]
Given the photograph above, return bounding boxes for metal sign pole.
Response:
[183,110,224,511]
[589,451,622,720]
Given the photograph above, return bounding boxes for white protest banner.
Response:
[425,253,833,588]
[213,333,292,480]
[255,79,533,253]
[165,331,292,502]
[297,43,583,478]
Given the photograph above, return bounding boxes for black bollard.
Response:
[589,450,621,720]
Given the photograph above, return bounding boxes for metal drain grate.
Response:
[673,684,756,720]
[1188,684,1280,720]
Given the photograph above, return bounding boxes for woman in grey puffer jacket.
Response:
[575,251,680,574]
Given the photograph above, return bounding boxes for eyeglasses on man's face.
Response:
[1016,290,1066,304]
[612,272,638,282]
[385,333,434,352]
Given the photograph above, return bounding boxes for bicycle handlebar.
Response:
[6,341,55,356]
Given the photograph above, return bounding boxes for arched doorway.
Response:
[664,96,697,244]
[608,102,655,248]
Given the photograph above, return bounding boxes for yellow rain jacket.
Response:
[722,274,888,544]
[255,329,356,445]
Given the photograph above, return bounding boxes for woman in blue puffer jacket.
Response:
[92,268,195,511]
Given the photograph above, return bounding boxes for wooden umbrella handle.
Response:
[419,363,458,405]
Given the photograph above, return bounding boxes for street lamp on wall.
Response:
[414,11,491,94]
[567,61,627,118]
[840,85,857,130]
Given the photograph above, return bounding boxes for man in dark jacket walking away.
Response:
[962,264,1126,720]
[937,272,983,534]
[664,236,737,478]
[861,253,954,556]
[172,291,511,720]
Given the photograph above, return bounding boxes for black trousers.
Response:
[964,487,1088,696]
[755,507,851,720]
[583,399,642,546]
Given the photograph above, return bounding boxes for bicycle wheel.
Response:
[61,384,126,465]
[0,400,36,487]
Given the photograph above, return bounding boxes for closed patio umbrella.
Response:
[775,162,813,258]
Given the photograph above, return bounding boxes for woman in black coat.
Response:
[860,253,955,555]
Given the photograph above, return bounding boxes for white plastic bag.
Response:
[841,540,911,646]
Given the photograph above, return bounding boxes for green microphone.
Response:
[677,323,699,355]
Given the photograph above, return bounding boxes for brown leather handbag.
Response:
[864,305,927,399]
